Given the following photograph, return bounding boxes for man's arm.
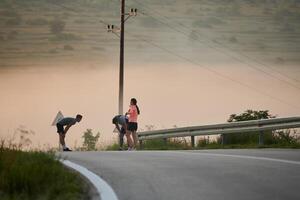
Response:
[115,124,122,134]
[64,124,73,134]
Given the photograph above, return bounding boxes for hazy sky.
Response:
[0,61,299,149]
[0,0,299,148]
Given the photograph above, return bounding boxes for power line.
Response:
[125,31,300,110]
[45,0,300,109]
[129,0,300,89]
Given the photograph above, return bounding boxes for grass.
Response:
[106,133,300,151]
[106,138,193,151]
[0,143,89,200]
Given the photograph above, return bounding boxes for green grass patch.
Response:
[0,146,89,200]
[106,143,121,151]
[106,138,193,151]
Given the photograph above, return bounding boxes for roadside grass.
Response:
[142,138,192,150]
[0,142,89,200]
[106,138,193,151]
[106,135,300,151]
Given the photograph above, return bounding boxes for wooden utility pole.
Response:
[119,0,125,115]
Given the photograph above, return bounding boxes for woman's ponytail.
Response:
[131,98,140,115]
[136,105,140,115]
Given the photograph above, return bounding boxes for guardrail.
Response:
[137,117,300,147]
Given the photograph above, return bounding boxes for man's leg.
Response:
[59,133,66,147]
[126,131,133,149]
[119,127,125,149]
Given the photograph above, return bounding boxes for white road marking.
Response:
[177,151,300,165]
[61,160,119,200]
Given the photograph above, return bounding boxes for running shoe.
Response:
[63,147,72,151]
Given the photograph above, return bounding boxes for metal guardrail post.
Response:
[191,136,195,148]
[139,140,143,150]
[163,138,167,145]
[221,134,225,146]
[259,131,264,146]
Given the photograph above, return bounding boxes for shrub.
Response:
[82,129,100,151]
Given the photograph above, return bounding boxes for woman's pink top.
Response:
[128,105,138,123]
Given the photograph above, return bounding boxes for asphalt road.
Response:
[61,149,300,200]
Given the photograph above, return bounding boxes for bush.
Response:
[49,19,65,34]
[82,129,100,151]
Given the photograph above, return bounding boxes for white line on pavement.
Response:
[61,160,119,200]
[176,151,300,165]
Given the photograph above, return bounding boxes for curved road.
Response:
[61,149,300,200]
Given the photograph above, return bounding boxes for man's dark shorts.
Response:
[128,122,138,132]
[56,123,64,134]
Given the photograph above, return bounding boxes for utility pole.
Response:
[119,0,125,115]
[107,2,137,115]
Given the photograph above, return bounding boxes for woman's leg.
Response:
[132,131,138,148]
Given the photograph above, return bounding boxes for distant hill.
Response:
[0,0,299,67]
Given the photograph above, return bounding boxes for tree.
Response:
[225,110,275,144]
[227,110,274,122]
[82,129,100,151]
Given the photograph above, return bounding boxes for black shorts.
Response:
[56,123,64,134]
[127,122,138,132]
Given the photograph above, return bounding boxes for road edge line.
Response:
[61,159,119,200]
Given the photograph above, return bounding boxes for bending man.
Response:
[56,114,82,151]
[112,115,128,150]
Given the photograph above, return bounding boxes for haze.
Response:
[0,0,299,148]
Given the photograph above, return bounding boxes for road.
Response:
[61,149,300,200]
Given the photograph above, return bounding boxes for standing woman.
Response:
[126,98,140,150]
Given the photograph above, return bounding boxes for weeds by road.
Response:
[0,141,89,200]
